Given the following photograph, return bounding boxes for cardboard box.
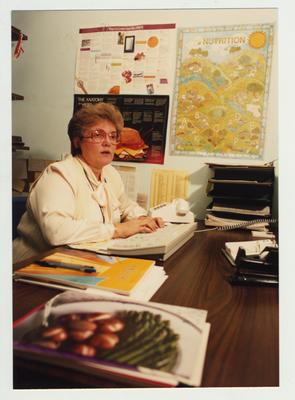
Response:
[12,158,56,193]
[12,179,26,193]
[12,159,28,180]
[28,159,54,172]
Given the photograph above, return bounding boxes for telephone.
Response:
[149,199,195,223]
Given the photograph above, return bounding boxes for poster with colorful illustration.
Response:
[171,24,274,158]
[75,24,175,96]
[74,94,169,164]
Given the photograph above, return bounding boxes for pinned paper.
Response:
[150,169,189,207]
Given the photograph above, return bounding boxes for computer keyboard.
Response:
[69,222,197,261]
[108,222,197,260]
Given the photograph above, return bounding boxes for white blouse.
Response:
[13,155,146,262]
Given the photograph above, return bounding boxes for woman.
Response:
[13,103,164,263]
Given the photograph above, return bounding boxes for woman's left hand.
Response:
[113,215,164,238]
[138,215,165,231]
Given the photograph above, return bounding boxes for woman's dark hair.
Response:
[67,102,124,155]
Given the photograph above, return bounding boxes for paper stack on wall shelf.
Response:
[13,291,210,387]
[204,214,273,232]
[12,135,30,152]
[204,163,275,231]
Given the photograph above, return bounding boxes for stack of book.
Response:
[205,162,275,232]
[13,250,168,301]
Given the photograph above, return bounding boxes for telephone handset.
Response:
[149,199,195,223]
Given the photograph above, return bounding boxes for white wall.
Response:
[11,8,278,217]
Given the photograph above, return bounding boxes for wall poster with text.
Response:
[75,24,175,96]
[171,24,274,159]
[74,94,169,164]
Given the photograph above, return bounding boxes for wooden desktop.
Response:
[13,228,279,388]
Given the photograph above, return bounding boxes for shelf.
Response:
[12,93,24,101]
[12,146,30,152]
[12,135,29,152]
[12,26,28,41]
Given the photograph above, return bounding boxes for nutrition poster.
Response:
[75,23,175,95]
[171,24,274,159]
[73,94,169,164]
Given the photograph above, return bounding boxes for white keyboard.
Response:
[108,222,197,260]
[70,223,197,260]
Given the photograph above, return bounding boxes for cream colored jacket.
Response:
[13,155,146,263]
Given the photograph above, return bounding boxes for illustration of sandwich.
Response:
[115,127,149,161]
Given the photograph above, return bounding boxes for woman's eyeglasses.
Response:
[81,129,120,144]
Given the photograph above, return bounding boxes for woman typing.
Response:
[13,103,164,262]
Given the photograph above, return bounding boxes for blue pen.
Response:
[35,260,96,273]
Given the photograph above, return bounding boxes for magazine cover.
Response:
[13,291,210,387]
[14,252,155,295]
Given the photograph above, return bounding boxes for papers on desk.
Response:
[224,238,277,264]
[13,291,210,387]
[204,213,272,231]
[14,251,167,301]
[222,239,278,286]
[207,201,271,216]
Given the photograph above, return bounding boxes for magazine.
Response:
[13,291,210,387]
[14,251,167,301]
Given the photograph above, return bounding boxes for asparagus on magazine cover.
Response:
[13,291,210,387]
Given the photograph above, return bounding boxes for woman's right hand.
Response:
[113,216,163,238]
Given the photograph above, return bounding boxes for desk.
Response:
[13,228,279,388]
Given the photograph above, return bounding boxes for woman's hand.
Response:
[138,215,165,229]
[113,216,165,239]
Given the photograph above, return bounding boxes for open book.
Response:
[13,291,210,387]
[14,251,167,301]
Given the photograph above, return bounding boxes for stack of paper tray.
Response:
[205,163,275,231]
